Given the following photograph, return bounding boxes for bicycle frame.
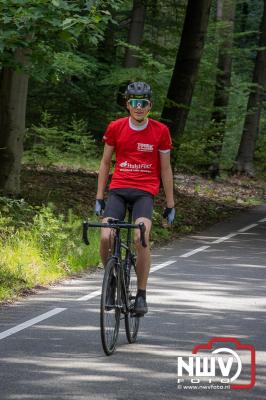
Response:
[112,207,133,260]
[111,208,135,313]
[82,207,147,313]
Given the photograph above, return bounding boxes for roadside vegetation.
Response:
[0,197,99,301]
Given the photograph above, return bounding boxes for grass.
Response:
[0,200,101,302]
[23,152,101,173]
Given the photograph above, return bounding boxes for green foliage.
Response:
[24,112,100,166]
[52,52,97,80]
[0,0,119,77]
[25,0,187,135]
[0,197,35,234]
[0,200,100,301]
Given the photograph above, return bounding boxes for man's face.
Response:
[127,99,152,122]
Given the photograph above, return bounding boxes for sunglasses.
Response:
[128,99,151,108]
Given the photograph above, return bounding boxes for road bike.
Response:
[82,205,147,355]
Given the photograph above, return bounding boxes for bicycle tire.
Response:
[100,258,121,355]
[125,260,140,343]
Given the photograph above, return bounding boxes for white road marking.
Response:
[0,308,66,340]
[76,289,101,301]
[179,220,262,258]
[238,224,258,233]
[190,235,221,240]
[180,245,210,258]
[150,260,176,273]
[212,232,238,244]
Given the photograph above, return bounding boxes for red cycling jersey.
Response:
[103,117,172,196]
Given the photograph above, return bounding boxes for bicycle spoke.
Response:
[125,260,140,343]
[100,258,121,355]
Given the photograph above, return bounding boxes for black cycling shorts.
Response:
[103,188,154,221]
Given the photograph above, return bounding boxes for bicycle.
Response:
[82,205,147,356]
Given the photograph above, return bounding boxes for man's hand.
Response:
[95,199,105,216]
[163,207,176,224]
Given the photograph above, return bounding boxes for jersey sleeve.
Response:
[158,126,173,152]
[102,122,116,147]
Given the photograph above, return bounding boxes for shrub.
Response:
[0,200,100,301]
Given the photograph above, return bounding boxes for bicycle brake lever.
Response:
[139,222,147,248]
[82,221,90,245]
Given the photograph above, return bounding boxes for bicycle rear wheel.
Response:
[100,258,121,355]
[125,260,140,343]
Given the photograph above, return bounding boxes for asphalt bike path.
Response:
[0,205,266,399]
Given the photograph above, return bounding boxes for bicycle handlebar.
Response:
[82,220,147,248]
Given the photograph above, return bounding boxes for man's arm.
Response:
[160,152,174,208]
[96,143,114,199]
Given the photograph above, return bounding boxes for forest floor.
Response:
[21,165,266,242]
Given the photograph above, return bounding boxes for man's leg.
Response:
[131,190,153,315]
[134,217,152,290]
[100,217,113,267]
[100,190,126,267]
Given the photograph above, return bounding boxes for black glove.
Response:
[95,199,105,216]
[163,207,176,224]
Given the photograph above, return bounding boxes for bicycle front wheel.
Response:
[100,258,121,356]
[125,260,140,343]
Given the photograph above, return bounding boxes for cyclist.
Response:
[95,81,175,316]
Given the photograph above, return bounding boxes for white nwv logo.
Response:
[177,348,242,382]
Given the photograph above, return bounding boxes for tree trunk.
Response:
[206,0,236,178]
[160,0,212,139]
[235,0,266,177]
[0,49,29,195]
[124,0,146,68]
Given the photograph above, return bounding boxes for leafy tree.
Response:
[0,0,115,194]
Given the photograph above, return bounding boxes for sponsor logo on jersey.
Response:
[137,143,154,152]
[119,161,152,172]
